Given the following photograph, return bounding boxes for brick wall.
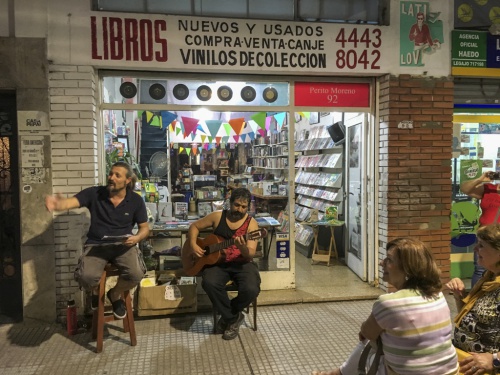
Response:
[378,74,454,290]
[48,64,98,320]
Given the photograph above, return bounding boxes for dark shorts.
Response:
[74,244,146,290]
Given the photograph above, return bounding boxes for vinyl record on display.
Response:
[119,82,137,99]
[173,84,189,100]
[262,87,278,103]
[149,83,166,100]
[196,85,212,101]
[241,86,256,102]
[217,86,233,101]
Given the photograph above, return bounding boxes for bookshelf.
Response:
[294,124,343,248]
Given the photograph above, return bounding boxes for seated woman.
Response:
[446,223,500,374]
[312,237,458,375]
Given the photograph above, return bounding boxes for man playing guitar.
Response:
[184,188,261,340]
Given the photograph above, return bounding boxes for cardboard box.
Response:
[137,277,197,316]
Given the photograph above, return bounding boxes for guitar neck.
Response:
[210,232,256,253]
[210,236,239,253]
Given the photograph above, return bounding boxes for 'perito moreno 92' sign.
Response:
[87,13,387,74]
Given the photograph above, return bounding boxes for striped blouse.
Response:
[372,289,459,375]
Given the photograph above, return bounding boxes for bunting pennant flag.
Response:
[141,111,162,127]
[208,136,213,143]
[233,135,240,143]
[265,116,272,131]
[251,112,267,130]
[170,120,177,132]
[303,112,310,119]
[215,136,222,145]
[241,134,247,143]
[179,146,185,154]
[186,148,191,156]
[196,124,205,134]
[229,118,245,135]
[258,128,266,137]
[222,136,230,143]
[247,131,255,141]
[223,122,232,136]
[247,119,259,133]
[203,143,209,150]
[181,116,200,138]
[161,111,177,130]
[201,135,207,143]
[192,145,198,155]
[274,112,286,131]
[176,126,182,135]
[205,120,222,138]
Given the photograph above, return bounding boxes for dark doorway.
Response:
[0,91,22,323]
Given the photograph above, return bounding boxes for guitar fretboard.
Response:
[206,230,265,253]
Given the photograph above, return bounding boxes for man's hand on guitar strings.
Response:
[191,243,206,258]
[234,236,248,252]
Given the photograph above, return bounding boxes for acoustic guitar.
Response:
[181,228,268,276]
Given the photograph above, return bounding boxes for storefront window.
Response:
[451,115,500,278]
[101,74,292,273]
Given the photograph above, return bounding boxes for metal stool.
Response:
[212,281,257,333]
[91,264,137,353]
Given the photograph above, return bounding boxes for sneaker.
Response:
[90,294,99,311]
[215,316,228,334]
[222,312,244,340]
[106,290,127,319]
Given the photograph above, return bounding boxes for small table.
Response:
[255,217,282,260]
[303,221,344,266]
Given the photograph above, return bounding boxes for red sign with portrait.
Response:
[294,82,370,108]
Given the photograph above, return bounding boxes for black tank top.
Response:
[213,210,248,239]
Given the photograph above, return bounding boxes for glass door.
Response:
[345,113,367,280]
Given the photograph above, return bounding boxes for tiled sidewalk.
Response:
[1,300,375,375]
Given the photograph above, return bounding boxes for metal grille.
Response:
[0,93,21,322]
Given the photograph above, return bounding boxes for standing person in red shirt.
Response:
[460,171,500,287]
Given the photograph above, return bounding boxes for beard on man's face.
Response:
[107,180,124,192]
[230,210,245,219]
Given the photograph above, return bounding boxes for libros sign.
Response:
[87,13,388,74]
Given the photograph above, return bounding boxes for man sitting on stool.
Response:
[45,161,149,319]
[185,188,261,340]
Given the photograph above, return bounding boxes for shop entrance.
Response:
[100,73,377,294]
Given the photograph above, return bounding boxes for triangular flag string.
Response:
[251,112,267,130]
[205,120,222,138]
[181,116,200,138]
[229,118,245,135]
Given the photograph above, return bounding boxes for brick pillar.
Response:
[378,74,454,289]
[48,64,98,320]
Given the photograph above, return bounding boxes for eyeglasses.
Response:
[417,17,424,20]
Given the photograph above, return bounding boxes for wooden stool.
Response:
[212,281,258,333]
[91,264,137,353]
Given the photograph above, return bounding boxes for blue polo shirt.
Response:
[75,186,148,244]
